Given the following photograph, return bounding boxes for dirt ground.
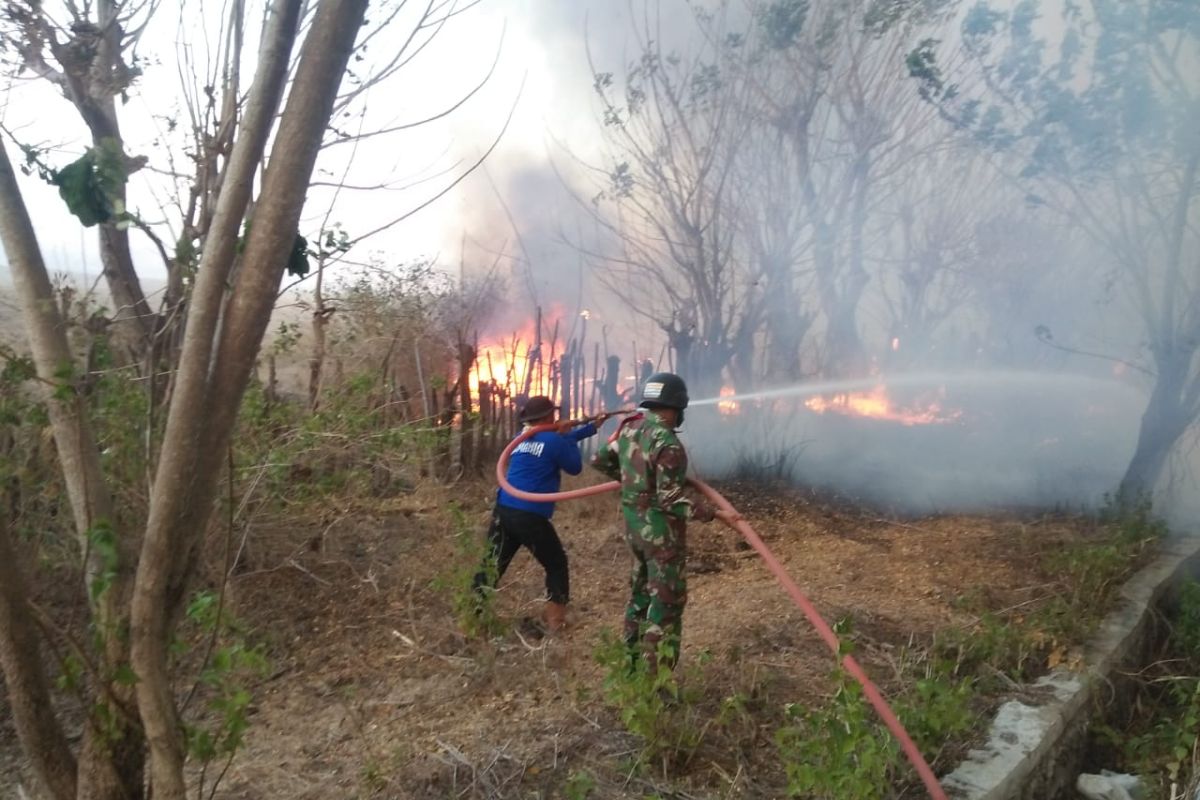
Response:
[0,474,1102,799]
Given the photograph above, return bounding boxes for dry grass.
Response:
[157,476,1102,799]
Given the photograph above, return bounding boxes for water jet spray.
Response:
[689,368,1138,408]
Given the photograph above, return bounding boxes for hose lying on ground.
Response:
[495,420,949,800]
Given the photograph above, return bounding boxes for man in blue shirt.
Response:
[472,395,610,632]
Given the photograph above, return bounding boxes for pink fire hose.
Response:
[496,419,949,800]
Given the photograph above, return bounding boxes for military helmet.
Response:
[638,372,689,410]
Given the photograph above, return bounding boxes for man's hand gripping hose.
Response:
[496,420,949,800]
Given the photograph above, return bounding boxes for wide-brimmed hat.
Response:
[519,395,559,422]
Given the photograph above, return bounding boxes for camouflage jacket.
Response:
[591,412,696,521]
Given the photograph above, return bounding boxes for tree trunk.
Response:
[689,341,726,401]
[824,296,869,378]
[458,340,475,473]
[60,0,158,362]
[1120,410,1184,500]
[814,224,869,378]
[764,258,805,382]
[1119,349,1195,498]
[0,518,77,800]
[0,143,120,591]
[666,326,693,384]
[560,342,574,419]
[130,3,366,797]
[308,255,328,410]
[308,310,327,410]
[77,726,145,800]
[0,130,144,800]
[602,355,621,410]
[98,222,155,362]
[1120,150,1200,501]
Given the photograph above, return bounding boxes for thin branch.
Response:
[343,74,523,249]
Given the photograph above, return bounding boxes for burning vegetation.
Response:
[801,386,960,427]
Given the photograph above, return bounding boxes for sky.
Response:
[0,1,622,294]
[0,0,683,351]
[0,0,1147,386]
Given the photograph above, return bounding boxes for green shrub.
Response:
[593,630,708,772]
[777,621,974,798]
[1095,580,1200,791]
[430,503,505,639]
[177,590,269,797]
[777,673,896,799]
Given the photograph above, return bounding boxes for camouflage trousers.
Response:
[621,506,687,672]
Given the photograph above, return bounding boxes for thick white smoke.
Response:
[681,371,1149,516]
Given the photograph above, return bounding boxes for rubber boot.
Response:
[543,601,568,633]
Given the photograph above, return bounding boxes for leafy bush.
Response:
[430,503,506,639]
[777,674,896,799]
[564,769,598,799]
[1094,580,1200,793]
[176,590,269,798]
[776,621,973,798]
[593,630,711,772]
[1173,580,1200,654]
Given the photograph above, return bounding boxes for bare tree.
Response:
[743,0,953,377]
[575,2,758,397]
[0,0,382,796]
[729,110,817,383]
[875,149,1001,368]
[2,0,162,362]
[563,0,958,392]
[911,0,1200,497]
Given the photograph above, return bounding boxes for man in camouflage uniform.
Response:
[591,372,717,672]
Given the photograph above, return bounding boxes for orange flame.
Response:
[717,385,738,416]
[468,322,551,401]
[804,385,959,426]
[467,309,586,409]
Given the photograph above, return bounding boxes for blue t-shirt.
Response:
[497,423,598,518]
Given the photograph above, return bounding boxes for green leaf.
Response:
[759,0,810,50]
[0,354,36,383]
[87,520,119,602]
[53,152,109,226]
[186,725,217,761]
[56,653,83,692]
[50,139,130,228]
[113,663,139,686]
[286,233,310,277]
[187,590,218,629]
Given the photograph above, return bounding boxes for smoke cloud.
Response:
[466,0,1199,523]
[682,372,1148,517]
